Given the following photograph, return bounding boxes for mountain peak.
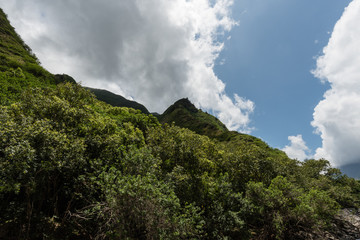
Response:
[164,98,198,115]
[159,98,228,137]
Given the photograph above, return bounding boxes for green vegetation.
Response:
[1,7,360,240]
[0,9,75,106]
[1,84,359,239]
[158,98,228,137]
[0,9,39,71]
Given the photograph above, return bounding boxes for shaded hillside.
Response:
[86,87,150,114]
[158,98,228,137]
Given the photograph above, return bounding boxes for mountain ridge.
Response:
[86,87,150,114]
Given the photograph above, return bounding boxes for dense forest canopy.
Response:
[0,7,359,240]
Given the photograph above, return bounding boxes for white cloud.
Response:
[0,0,254,133]
[312,0,360,167]
[282,135,311,161]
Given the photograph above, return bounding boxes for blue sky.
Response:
[215,0,351,152]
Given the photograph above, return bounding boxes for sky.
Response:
[1,0,360,176]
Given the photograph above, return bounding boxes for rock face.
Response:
[330,209,360,240]
[295,209,360,240]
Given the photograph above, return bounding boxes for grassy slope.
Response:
[158,98,228,137]
[0,9,56,78]
[0,8,60,105]
[0,9,37,69]
[0,8,148,114]
[158,98,287,159]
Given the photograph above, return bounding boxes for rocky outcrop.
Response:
[329,208,360,239]
[295,209,360,240]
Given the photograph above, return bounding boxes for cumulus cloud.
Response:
[312,0,360,166]
[0,0,254,132]
[282,135,311,161]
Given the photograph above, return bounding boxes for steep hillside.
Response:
[158,98,228,137]
[159,98,285,158]
[0,9,69,105]
[0,8,52,78]
[0,9,144,114]
[1,8,360,240]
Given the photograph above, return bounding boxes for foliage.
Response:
[0,68,56,105]
[1,7,360,240]
[158,98,228,138]
[0,8,52,78]
[1,83,359,239]
[0,84,197,239]
[0,9,78,106]
[245,176,339,239]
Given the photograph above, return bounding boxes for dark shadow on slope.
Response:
[86,87,150,114]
